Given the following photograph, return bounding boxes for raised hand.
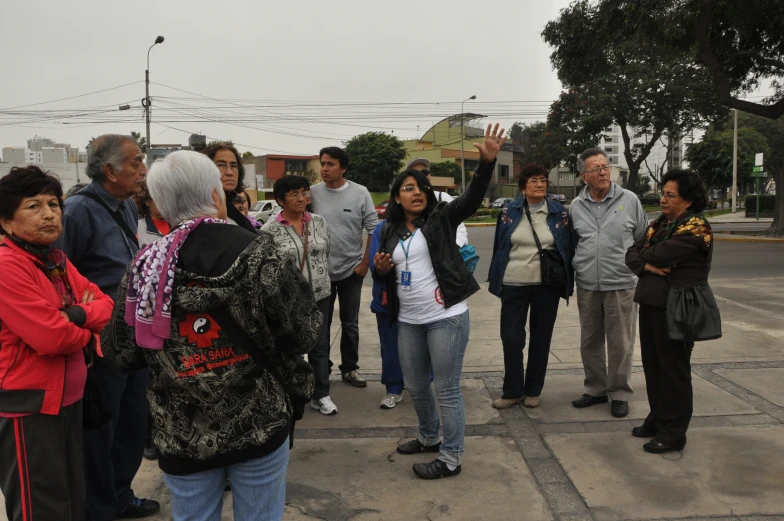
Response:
[472,123,508,164]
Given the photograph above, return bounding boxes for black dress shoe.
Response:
[643,440,683,454]
[396,439,441,455]
[142,445,159,460]
[571,394,608,408]
[611,400,629,418]
[116,498,161,519]
[412,459,461,480]
[632,426,656,438]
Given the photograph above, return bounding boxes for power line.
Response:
[0,81,143,111]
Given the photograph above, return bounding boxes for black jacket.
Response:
[625,213,713,309]
[373,159,496,325]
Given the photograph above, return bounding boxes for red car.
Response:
[375,201,388,219]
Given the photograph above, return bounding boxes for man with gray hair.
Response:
[569,147,648,419]
[55,134,160,519]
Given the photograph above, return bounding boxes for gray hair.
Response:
[146,151,225,226]
[577,147,608,173]
[86,134,135,181]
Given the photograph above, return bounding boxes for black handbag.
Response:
[524,202,567,287]
[665,247,722,342]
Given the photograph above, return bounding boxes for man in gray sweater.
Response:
[310,146,379,413]
[569,148,648,418]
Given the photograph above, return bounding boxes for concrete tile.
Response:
[715,368,784,407]
[546,425,784,519]
[297,379,502,430]
[691,331,784,362]
[285,436,553,521]
[522,372,758,424]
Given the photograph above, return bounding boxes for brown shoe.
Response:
[492,397,525,409]
[523,396,540,408]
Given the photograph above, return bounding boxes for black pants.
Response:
[0,401,85,521]
[310,297,333,400]
[84,358,148,521]
[328,273,364,373]
[639,306,694,449]
[500,284,561,399]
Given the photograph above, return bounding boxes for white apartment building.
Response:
[42,147,69,163]
[600,125,684,182]
[2,147,27,163]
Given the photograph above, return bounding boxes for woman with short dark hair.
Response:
[201,142,258,233]
[626,169,713,454]
[0,166,114,521]
[487,162,574,410]
[372,124,506,480]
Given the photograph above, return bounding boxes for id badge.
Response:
[400,271,412,291]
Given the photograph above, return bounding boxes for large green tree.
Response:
[542,1,723,190]
[343,132,407,192]
[509,120,573,171]
[130,131,147,153]
[598,0,784,119]
[429,161,462,186]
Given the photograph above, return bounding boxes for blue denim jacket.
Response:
[368,222,388,316]
[487,197,575,300]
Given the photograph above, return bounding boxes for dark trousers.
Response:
[0,401,85,521]
[376,313,403,395]
[328,273,364,373]
[500,284,561,399]
[310,297,333,400]
[639,306,694,449]
[84,358,148,521]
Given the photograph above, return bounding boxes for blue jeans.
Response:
[376,313,403,395]
[397,310,470,467]
[164,438,289,521]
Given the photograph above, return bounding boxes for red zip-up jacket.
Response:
[0,239,114,415]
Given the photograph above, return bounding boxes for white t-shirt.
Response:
[392,229,468,325]
[434,190,469,247]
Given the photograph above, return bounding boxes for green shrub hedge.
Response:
[745,194,775,212]
[473,208,501,218]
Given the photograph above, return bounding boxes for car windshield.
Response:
[251,201,265,211]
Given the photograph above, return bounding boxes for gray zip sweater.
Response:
[570,182,648,291]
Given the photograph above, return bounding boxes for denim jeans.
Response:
[310,297,332,400]
[164,437,289,521]
[328,273,364,373]
[500,284,561,399]
[397,310,470,467]
[376,313,403,395]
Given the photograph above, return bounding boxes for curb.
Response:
[713,235,784,243]
[465,222,496,227]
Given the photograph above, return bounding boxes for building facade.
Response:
[243,154,320,191]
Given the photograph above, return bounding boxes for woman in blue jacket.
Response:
[487,163,574,409]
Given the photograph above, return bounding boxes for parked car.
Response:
[547,193,567,203]
[375,201,389,219]
[251,200,281,224]
[489,197,515,209]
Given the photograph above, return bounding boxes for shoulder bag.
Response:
[665,248,722,342]
[524,202,567,287]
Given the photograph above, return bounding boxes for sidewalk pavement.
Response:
[6,281,784,521]
[706,212,773,224]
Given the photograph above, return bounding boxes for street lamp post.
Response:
[145,36,165,165]
[731,108,738,213]
[460,95,476,194]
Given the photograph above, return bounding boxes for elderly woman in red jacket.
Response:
[0,166,114,521]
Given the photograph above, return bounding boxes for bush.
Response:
[473,208,501,219]
[745,194,775,212]
[638,197,661,206]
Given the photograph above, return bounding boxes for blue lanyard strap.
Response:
[399,229,418,267]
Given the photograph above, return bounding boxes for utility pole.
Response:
[460,95,476,194]
[732,109,738,213]
[145,36,165,166]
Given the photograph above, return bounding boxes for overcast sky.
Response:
[0,0,575,156]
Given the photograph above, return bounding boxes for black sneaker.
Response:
[116,498,161,519]
[396,439,441,455]
[413,459,461,480]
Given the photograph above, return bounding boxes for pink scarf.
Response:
[124,217,228,349]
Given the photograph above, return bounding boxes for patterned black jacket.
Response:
[102,224,320,475]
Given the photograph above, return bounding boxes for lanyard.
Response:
[399,229,418,270]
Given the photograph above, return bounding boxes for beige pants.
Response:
[576,287,637,401]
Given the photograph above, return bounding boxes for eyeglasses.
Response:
[660,192,680,200]
[215,161,239,172]
[584,165,611,175]
[400,185,429,193]
[285,190,311,200]
[527,177,548,186]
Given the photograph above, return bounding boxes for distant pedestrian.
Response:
[626,169,713,454]
[488,162,574,409]
[569,147,648,419]
[54,134,160,520]
[373,124,506,480]
[0,166,114,521]
[310,146,378,394]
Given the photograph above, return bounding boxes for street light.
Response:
[145,35,165,165]
[731,108,738,213]
[460,95,477,194]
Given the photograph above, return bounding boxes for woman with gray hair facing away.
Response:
[101,151,321,521]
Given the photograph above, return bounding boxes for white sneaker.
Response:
[380,393,403,409]
[311,396,338,415]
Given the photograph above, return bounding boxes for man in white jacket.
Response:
[406,158,469,247]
